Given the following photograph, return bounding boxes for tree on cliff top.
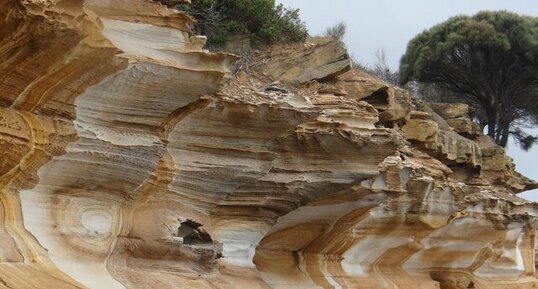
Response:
[174,0,308,46]
[400,11,538,149]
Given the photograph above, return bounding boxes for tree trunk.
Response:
[498,121,510,147]
[487,120,496,139]
[484,100,498,140]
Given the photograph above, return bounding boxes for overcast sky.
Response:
[277,0,538,200]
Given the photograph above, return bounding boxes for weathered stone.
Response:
[431,103,482,136]
[252,37,351,84]
[427,130,483,166]
[431,102,472,119]
[318,83,348,96]
[0,1,536,289]
[446,118,482,136]
[402,118,439,142]
[337,69,387,99]
[337,70,412,125]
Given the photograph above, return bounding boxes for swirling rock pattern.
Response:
[0,1,537,289]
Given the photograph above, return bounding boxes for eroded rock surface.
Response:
[0,1,537,289]
[253,37,351,85]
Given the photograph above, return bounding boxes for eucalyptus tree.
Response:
[400,11,538,149]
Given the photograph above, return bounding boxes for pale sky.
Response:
[277,0,538,200]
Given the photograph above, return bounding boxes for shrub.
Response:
[325,22,347,41]
[174,0,308,46]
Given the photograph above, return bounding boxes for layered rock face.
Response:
[0,1,537,289]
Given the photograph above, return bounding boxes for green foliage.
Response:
[177,0,308,46]
[400,10,538,149]
[325,22,347,41]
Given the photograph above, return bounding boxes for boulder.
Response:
[431,103,482,136]
[402,112,439,142]
[337,70,412,124]
[253,37,351,84]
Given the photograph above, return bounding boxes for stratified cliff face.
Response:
[1,1,538,289]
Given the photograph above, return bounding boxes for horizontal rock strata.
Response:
[0,1,537,289]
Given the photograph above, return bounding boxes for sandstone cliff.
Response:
[0,1,537,289]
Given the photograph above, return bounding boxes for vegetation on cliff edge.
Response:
[400,11,538,149]
[162,0,308,46]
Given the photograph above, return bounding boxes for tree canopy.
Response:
[400,11,538,149]
[174,0,308,46]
